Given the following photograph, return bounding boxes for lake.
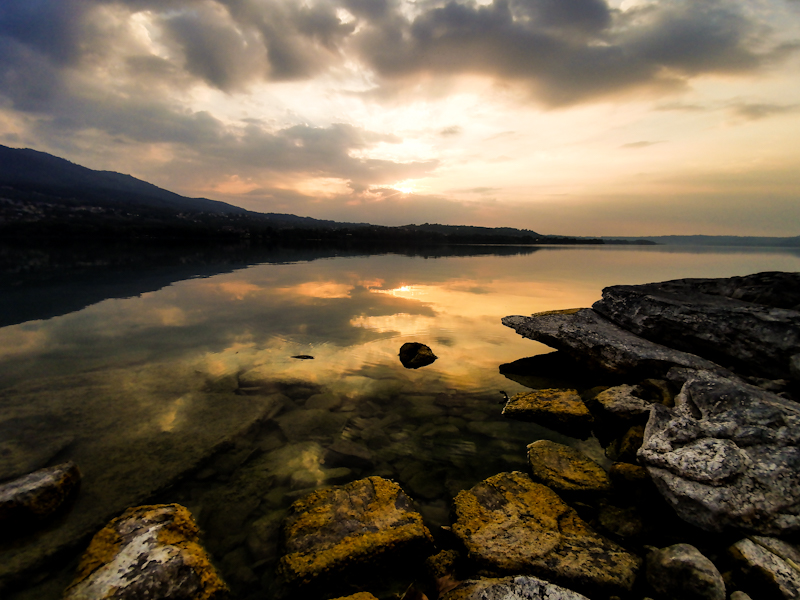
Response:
[2,243,799,599]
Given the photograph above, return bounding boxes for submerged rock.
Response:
[442,575,590,600]
[0,462,81,531]
[729,536,800,600]
[646,543,725,600]
[526,440,611,496]
[502,309,722,379]
[399,343,438,369]
[63,504,227,600]
[502,389,594,439]
[276,476,433,595]
[638,371,800,534]
[450,471,640,595]
[593,274,800,379]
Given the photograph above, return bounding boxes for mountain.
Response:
[0,144,250,215]
[0,144,598,245]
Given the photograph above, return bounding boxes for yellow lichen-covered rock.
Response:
[0,462,81,528]
[64,504,227,600]
[331,593,380,600]
[277,476,433,594]
[451,472,640,596]
[527,440,611,495]
[502,389,593,438]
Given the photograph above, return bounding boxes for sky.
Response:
[0,0,799,236]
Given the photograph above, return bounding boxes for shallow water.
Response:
[1,243,799,599]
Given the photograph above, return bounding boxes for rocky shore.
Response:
[2,271,799,600]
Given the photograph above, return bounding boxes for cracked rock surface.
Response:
[638,371,800,534]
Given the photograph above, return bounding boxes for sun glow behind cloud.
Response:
[0,0,799,235]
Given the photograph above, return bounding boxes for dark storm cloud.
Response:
[352,0,792,105]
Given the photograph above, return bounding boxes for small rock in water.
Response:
[399,342,438,369]
[63,503,227,600]
[291,355,314,360]
[0,461,81,532]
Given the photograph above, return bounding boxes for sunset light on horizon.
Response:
[1,0,798,236]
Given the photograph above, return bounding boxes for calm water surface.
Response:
[2,244,799,599]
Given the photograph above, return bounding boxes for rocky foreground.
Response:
[2,271,800,600]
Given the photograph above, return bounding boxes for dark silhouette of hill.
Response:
[0,144,602,245]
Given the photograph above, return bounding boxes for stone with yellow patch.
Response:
[451,471,640,596]
[277,476,433,595]
[527,440,611,495]
[502,389,594,438]
[64,504,227,600]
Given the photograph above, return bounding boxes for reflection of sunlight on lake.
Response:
[350,313,435,336]
[372,285,427,299]
[290,282,353,299]
[158,394,190,432]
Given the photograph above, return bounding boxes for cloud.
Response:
[350,0,792,105]
[620,141,662,149]
[727,101,800,121]
[439,125,462,136]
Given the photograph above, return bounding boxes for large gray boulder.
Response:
[442,575,589,600]
[593,273,800,379]
[450,471,640,595]
[502,309,722,379]
[63,504,227,600]
[638,371,800,534]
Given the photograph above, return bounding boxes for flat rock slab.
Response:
[451,471,640,595]
[638,371,800,534]
[442,575,590,600]
[527,440,611,496]
[593,275,800,379]
[502,309,721,379]
[64,504,226,600]
[502,389,594,439]
[277,476,433,594]
[0,462,81,530]
[729,536,800,600]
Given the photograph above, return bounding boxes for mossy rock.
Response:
[277,476,434,596]
[502,389,594,439]
[527,440,611,496]
[451,471,640,596]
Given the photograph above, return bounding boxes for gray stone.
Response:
[442,575,589,600]
[63,504,227,600]
[729,536,800,600]
[0,462,81,528]
[730,593,753,600]
[646,543,725,600]
[638,371,800,534]
[593,274,800,379]
[502,309,723,378]
[451,471,640,595]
